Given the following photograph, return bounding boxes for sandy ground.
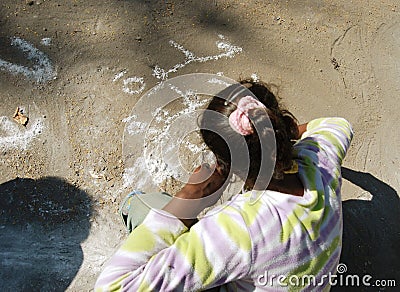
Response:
[0,0,399,291]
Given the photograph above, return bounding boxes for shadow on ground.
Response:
[333,168,400,291]
[0,177,93,291]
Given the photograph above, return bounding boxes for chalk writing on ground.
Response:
[0,37,56,83]
[114,34,242,95]
[0,116,44,151]
[121,74,244,195]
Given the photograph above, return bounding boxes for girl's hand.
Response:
[163,164,229,227]
[176,164,226,200]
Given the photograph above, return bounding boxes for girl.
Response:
[95,79,353,291]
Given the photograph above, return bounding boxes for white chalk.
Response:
[0,116,44,150]
[122,114,136,123]
[251,73,259,82]
[152,34,243,81]
[113,70,127,82]
[122,154,178,190]
[122,157,149,190]
[0,37,56,83]
[40,38,52,46]
[123,114,149,135]
[117,34,242,95]
[122,76,146,95]
[122,35,244,190]
[208,77,232,87]
[168,85,208,111]
[184,140,206,154]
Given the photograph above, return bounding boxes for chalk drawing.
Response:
[251,73,259,82]
[123,157,147,190]
[122,115,149,136]
[168,85,208,111]
[124,85,207,139]
[114,35,242,96]
[121,34,243,193]
[0,37,56,83]
[183,140,206,155]
[208,77,232,87]
[122,85,211,192]
[148,87,208,143]
[122,76,146,95]
[0,116,44,150]
[113,70,146,95]
[40,38,52,46]
[122,156,178,190]
[152,34,242,81]
[121,74,238,192]
[113,70,127,82]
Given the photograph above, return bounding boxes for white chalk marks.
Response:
[152,35,242,81]
[114,34,242,95]
[113,70,146,95]
[40,37,52,46]
[119,33,243,194]
[0,116,44,151]
[121,88,209,190]
[122,114,148,136]
[122,74,241,195]
[0,37,56,83]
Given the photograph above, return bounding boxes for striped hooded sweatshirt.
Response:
[95,117,354,291]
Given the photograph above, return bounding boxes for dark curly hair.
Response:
[200,79,299,190]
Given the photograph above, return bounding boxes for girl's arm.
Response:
[297,118,353,165]
[95,204,252,291]
[95,165,249,291]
